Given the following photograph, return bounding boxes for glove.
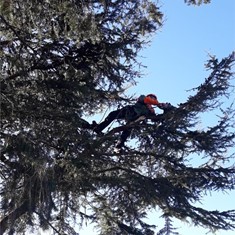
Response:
[158,102,172,109]
[159,103,176,113]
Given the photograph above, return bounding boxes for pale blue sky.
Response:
[130,0,235,103]
[40,1,235,234]
[81,1,235,235]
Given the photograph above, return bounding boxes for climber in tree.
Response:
[92,94,173,149]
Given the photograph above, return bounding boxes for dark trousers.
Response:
[96,106,135,146]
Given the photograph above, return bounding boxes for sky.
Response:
[38,0,235,234]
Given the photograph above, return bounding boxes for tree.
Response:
[157,217,179,235]
[184,0,211,5]
[0,0,235,235]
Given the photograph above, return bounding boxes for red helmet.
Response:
[147,94,157,100]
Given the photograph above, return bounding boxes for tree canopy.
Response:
[0,0,234,235]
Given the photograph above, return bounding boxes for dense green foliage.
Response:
[0,0,234,235]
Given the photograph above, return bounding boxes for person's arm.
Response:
[143,96,173,111]
[157,103,168,109]
[157,102,174,110]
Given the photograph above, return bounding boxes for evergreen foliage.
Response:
[184,0,211,6]
[157,217,179,235]
[0,0,234,235]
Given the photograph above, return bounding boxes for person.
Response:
[91,94,173,149]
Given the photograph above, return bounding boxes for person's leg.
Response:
[116,107,145,148]
[79,118,94,129]
[116,128,132,148]
[94,107,128,133]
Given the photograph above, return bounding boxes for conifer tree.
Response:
[0,0,235,235]
[157,217,179,235]
[184,0,211,5]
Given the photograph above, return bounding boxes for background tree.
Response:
[157,217,179,235]
[184,0,211,5]
[0,0,235,235]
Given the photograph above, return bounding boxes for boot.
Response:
[90,121,98,128]
[92,121,104,134]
